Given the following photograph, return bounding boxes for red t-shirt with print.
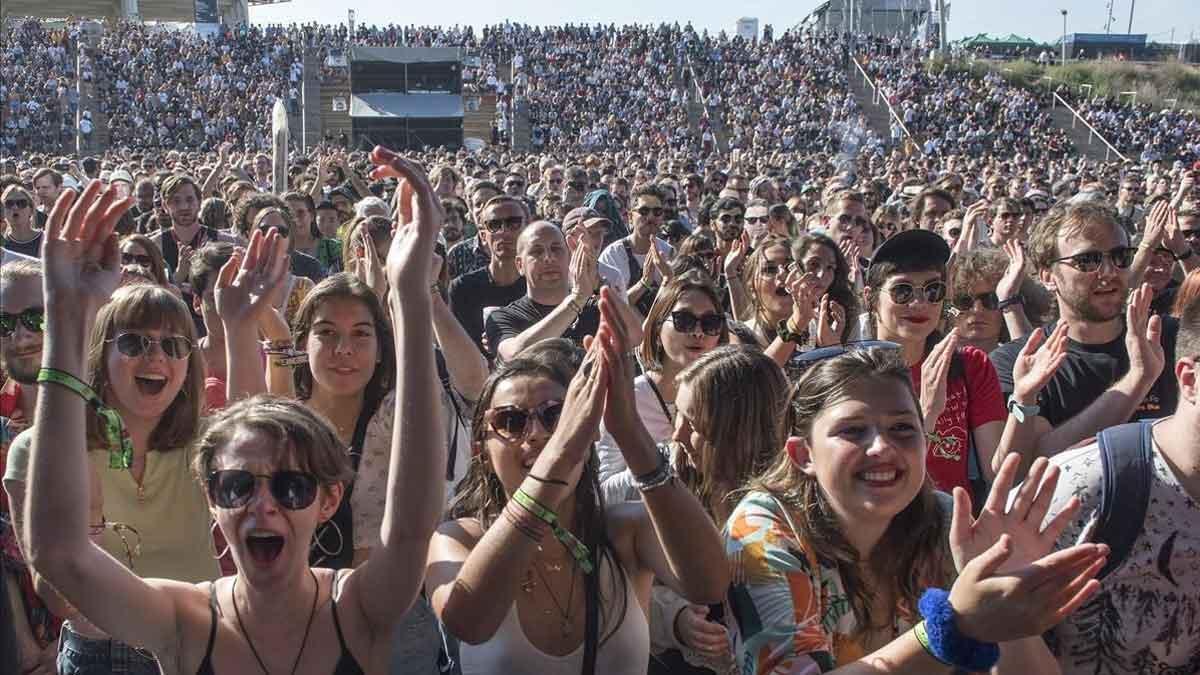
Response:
[910,346,1006,492]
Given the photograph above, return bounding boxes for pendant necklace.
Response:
[232,568,319,675]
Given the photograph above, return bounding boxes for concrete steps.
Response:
[463,93,497,145]
[1047,103,1127,162]
[847,64,903,149]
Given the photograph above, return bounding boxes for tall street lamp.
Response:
[1061,10,1069,66]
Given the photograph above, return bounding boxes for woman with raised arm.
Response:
[426,288,729,674]
[24,147,446,674]
[725,346,1110,674]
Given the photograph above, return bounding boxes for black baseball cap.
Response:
[868,229,950,274]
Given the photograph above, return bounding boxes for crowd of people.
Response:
[1074,95,1200,164]
[2,15,1200,675]
[1,18,81,155]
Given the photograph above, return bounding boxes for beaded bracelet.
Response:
[632,444,674,493]
[511,489,594,574]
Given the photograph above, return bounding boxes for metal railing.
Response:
[851,56,921,155]
[685,53,722,154]
[1050,92,1129,162]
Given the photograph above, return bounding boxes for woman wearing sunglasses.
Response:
[739,235,797,346]
[864,229,1041,495]
[428,289,728,674]
[724,346,1109,674]
[120,233,174,289]
[651,345,788,675]
[6,279,212,674]
[25,150,447,675]
[597,271,729,506]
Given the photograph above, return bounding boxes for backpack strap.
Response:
[1094,421,1155,580]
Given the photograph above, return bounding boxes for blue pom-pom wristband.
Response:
[916,588,1000,671]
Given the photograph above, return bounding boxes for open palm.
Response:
[42,183,132,311]
[214,229,289,326]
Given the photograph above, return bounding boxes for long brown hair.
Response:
[747,348,950,635]
[743,235,792,339]
[449,344,628,647]
[86,284,204,452]
[291,273,395,409]
[674,345,786,522]
[638,270,729,371]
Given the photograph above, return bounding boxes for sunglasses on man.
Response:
[1051,247,1135,273]
[0,306,44,338]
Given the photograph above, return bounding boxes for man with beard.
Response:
[989,202,1177,462]
[146,175,239,299]
[0,261,43,443]
[449,196,529,355]
[599,184,673,316]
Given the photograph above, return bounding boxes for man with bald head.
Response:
[486,221,602,362]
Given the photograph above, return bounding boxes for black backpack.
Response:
[1092,421,1156,580]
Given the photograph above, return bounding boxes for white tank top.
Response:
[459,559,650,675]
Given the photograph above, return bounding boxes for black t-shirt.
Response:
[485,295,601,360]
[290,250,326,282]
[449,267,527,355]
[2,231,43,258]
[989,318,1179,427]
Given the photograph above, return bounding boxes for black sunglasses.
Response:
[261,224,290,238]
[745,215,769,225]
[668,310,725,336]
[1051,246,1135,273]
[0,306,44,338]
[121,252,155,267]
[1179,229,1200,242]
[952,292,999,312]
[717,213,744,225]
[3,198,30,210]
[208,469,320,510]
[885,280,947,305]
[635,206,665,218]
[486,401,564,441]
[109,332,193,360]
[567,180,586,191]
[483,216,525,233]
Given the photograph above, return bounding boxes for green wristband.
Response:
[913,620,951,666]
[37,368,134,470]
[512,488,594,574]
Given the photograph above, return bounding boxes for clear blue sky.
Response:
[250,0,1200,44]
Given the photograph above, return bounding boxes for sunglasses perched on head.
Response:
[667,310,725,336]
[884,280,947,305]
[952,292,999,312]
[121,252,155,267]
[109,332,194,360]
[486,401,564,441]
[0,306,44,337]
[208,469,320,510]
[1051,246,1135,273]
[791,340,903,373]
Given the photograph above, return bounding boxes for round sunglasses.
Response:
[108,332,193,360]
[208,469,320,510]
[884,280,947,305]
[485,401,564,441]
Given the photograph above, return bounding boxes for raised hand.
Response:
[996,239,1026,304]
[1125,282,1165,384]
[353,227,387,299]
[369,146,443,300]
[569,241,600,297]
[814,295,847,347]
[549,327,612,468]
[784,268,821,329]
[42,182,133,313]
[723,231,748,279]
[838,238,862,280]
[950,453,1083,573]
[213,229,289,327]
[1012,321,1069,404]
[947,534,1107,643]
[647,241,673,284]
[919,328,958,428]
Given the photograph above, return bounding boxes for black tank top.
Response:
[195,574,365,675]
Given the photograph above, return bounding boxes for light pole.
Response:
[1061,10,1068,66]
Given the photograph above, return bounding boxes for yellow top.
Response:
[89,448,219,584]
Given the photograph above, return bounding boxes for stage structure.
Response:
[349,46,464,151]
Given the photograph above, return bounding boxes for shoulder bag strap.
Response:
[1095,421,1155,580]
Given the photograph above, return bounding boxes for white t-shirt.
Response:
[598,236,673,295]
[1040,436,1200,674]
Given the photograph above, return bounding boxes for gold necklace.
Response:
[530,562,577,638]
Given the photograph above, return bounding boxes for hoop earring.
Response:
[211,520,230,560]
[311,519,345,559]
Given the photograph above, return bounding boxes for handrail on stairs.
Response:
[1049,92,1129,163]
[685,53,722,154]
[851,55,921,156]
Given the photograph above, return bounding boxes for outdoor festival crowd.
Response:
[1,17,1200,675]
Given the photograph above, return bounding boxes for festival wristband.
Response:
[916,588,1000,671]
[37,368,134,470]
[511,488,594,574]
